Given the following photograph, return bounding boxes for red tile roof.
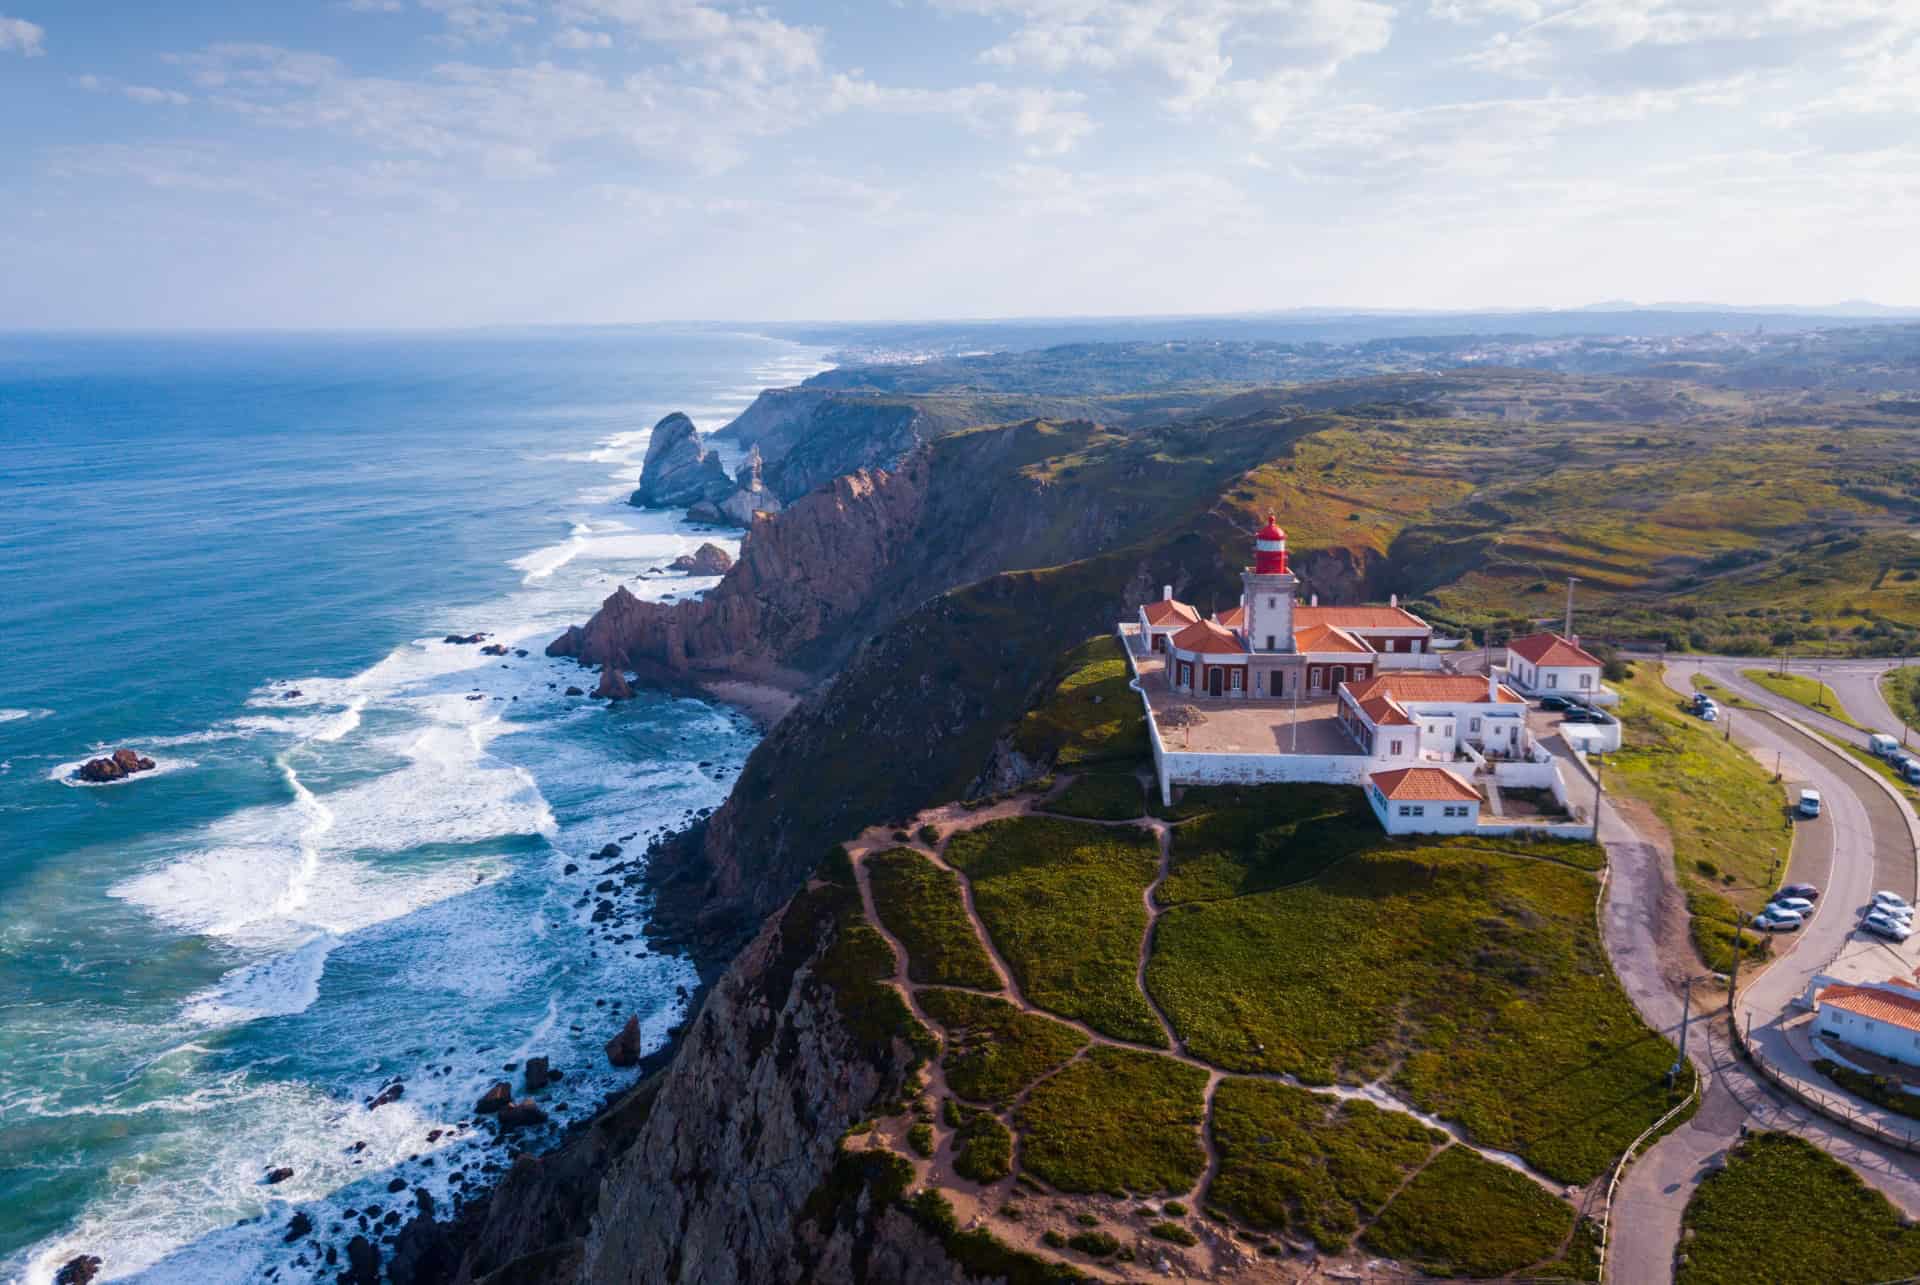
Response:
[1818,982,1920,1035]
[1358,695,1416,726]
[1215,604,1246,629]
[1370,767,1480,803]
[1143,598,1201,627]
[1169,619,1248,657]
[1296,605,1429,631]
[1507,632,1602,669]
[1294,622,1373,655]
[1344,673,1526,705]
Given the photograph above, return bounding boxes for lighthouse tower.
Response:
[1241,515,1297,653]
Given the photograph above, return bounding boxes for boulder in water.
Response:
[339,1234,380,1285]
[605,1014,642,1067]
[366,1081,404,1111]
[669,543,734,576]
[265,1166,294,1185]
[524,1055,551,1092]
[284,1211,313,1243]
[495,1098,547,1129]
[442,633,488,645]
[474,1081,511,1114]
[77,749,156,783]
[593,663,634,702]
[54,1257,101,1285]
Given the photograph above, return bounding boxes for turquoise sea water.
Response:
[0,329,826,1282]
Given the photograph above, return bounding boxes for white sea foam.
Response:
[0,706,51,723]
[183,933,337,1024]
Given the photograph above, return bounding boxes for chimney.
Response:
[1311,593,1319,607]
[1488,668,1498,702]
[1163,584,1172,601]
[1390,592,1398,608]
[1240,592,1246,607]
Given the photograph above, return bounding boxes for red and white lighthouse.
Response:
[1242,513,1298,655]
[1253,514,1289,575]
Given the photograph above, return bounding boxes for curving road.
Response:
[1596,656,1920,1282]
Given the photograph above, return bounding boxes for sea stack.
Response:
[632,413,733,509]
[77,749,156,783]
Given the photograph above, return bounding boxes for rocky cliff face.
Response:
[550,454,932,678]
[633,412,734,509]
[435,864,959,1285]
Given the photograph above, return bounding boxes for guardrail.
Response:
[1729,1010,1920,1153]
[1596,1064,1699,1284]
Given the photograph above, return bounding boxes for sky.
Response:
[1,0,1918,328]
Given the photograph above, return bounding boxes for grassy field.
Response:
[1741,668,1863,728]
[1206,1079,1444,1248]
[1011,636,1149,770]
[1885,667,1920,728]
[1359,1146,1575,1279]
[953,1108,1015,1183]
[1677,1132,1920,1284]
[1041,773,1147,821]
[1158,784,1381,904]
[1014,1046,1208,1196]
[917,988,1088,1105]
[1609,665,1792,972]
[943,816,1166,1045]
[866,848,1003,991]
[1146,836,1681,1183]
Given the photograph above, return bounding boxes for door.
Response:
[1208,667,1224,697]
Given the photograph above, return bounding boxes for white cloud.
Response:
[74,74,192,106]
[829,77,1095,156]
[553,25,613,49]
[0,14,44,56]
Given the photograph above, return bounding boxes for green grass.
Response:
[1884,666,1920,730]
[1015,1046,1208,1196]
[1206,1079,1444,1249]
[1041,773,1146,821]
[1359,1146,1574,1279]
[1012,636,1149,769]
[1610,665,1792,971]
[917,988,1088,1105]
[1148,1221,1197,1246]
[1158,784,1381,904]
[1677,1132,1920,1284]
[943,816,1166,1045]
[1813,1058,1920,1122]
[1742,668,1863,728]
[1146,840,1682,1183]
[954,1109,1015,1183]
[866,848,1003,991]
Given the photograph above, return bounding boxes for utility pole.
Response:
[1564,576,1580,639]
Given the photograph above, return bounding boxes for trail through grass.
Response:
[867,848,1003,991]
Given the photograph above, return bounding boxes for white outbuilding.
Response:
[1505,632,1606,700]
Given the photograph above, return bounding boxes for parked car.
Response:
[1902,760,1920,786]
[1865,914,1913,942]
[1753,909,1803,931]
[1562,709,1604,724]
[1768,896,1815,914]
[1698,704,1720,722]
[1781,883,1821,900]
[1797,789,1822,818]
[1539,694,1573,712]
[1874,890,1912,913]
[1871,732,1901,758]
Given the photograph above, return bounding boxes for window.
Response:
[1398,805,1413,817]
[1268,597,1277,609]
[1389,739,1403,756]
[1443,804,1469,818]
[1546,673,1559,689]
[1411,805,1425,817]
[1469,717,1481,733]
[1265,635,1276,650]
[1580,673,1593,689]
[1231,669,1243,692]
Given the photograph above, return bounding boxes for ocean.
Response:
[0,329,827,1282]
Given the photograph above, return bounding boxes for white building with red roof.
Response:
[1810,974,1920,1068]
[1504,632,1611,704]
[1367,767,1483,834]
[1337,672,1531,764]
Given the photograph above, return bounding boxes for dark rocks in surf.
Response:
[442,633,488,645]
[495,1099,547,1130]
[593,663,634,701]
[366,1081,404,1111]
[474,1082,511,1115]
[605,1014,642,1067]
[480,643,510,656]
[564,686,585,697]
[54,1256,101,1285]
[669,543,734,576]
[77,749,155,783]
[338,1234,380,1285]
[284,1211,313,1243]
[265,1165,294,1185]
[524,1056,551,1092]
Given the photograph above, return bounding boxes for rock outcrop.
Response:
[77,749,155,783]
[592,663,633,702]
[668,543,733,576]
[53,1256,100,1285]
[632,413,733,509]
[603,1015,641,1068]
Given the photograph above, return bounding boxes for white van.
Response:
[1871,732,1900,758]
[1797,789,1822,819]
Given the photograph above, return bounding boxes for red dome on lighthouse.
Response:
[1253,513,1289,574]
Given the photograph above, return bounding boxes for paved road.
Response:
[1599,660,1920,1282]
